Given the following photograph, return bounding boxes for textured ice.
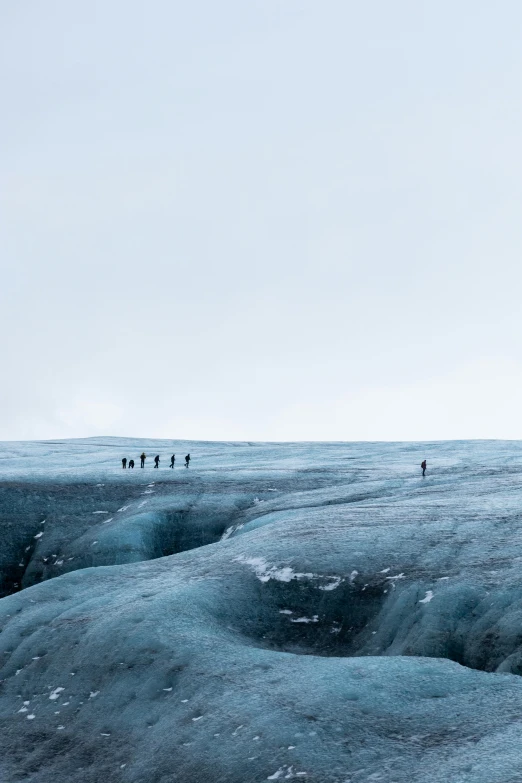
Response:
[2,438,522,781]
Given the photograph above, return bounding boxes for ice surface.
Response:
[2,438,522,781]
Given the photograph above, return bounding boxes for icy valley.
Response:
[2,438,522,782]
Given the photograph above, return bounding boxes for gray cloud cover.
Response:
[1,1,521,440]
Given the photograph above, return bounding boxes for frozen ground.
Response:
[2,438,522,782]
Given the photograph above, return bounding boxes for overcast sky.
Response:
[1,1,521,442]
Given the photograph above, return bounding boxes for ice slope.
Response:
[2,438,522,782]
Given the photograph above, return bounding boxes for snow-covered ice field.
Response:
[2,438,522,782]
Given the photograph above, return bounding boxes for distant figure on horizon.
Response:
[185,453,191,468]
[154,455,160,468]
[128,459,135,469]
[122,458,127,469]
[421,459,427,477]
[170,455,175,469]
[140,452,146,468]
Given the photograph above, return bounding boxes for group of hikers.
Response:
[122,453,426,474]
[121,453,191,469]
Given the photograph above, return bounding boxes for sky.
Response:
[1,1,522,442]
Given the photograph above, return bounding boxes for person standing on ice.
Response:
[122,457,127,469]
[421,459,427,477]
[170,455,175,469]
[185,453,191,468]
[128,459,135,469]
[140,452,146,468]
[154,455,160,468]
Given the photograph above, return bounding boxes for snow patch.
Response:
[222,523,244,541]
[419,591,434,604]
[268,767,307,780]
[235,556,345,590]
[318,576,342,591]
[234,556,310,583]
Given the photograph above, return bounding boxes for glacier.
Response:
[2,438,522,781]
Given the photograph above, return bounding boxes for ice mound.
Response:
[2,438,522,782]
